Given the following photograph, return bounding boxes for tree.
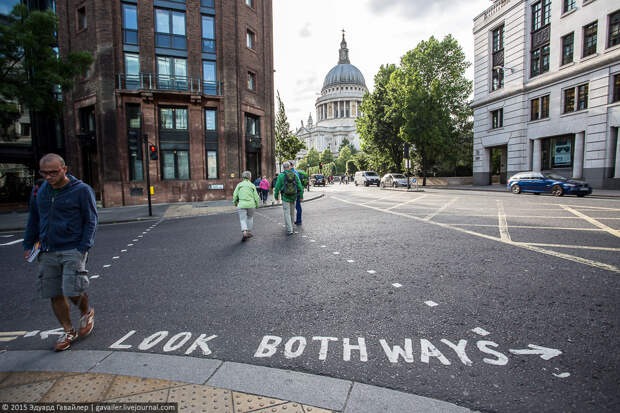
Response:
[346,160,358,175]
[306,147,320,167]
[390,35,472,185]
[274,91,305,169]
[320,148,334,164]
[356,64,403,174]
[0,5,93,132]
[297,159,308,172]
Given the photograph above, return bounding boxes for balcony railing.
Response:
[117,73,222,96]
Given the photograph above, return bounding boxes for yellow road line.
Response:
[497,200,511,241]
[332,196,620,274]
[561,205,620,238]
[0,337,18,342]
[0,331,26,336]
[424,198,458,221]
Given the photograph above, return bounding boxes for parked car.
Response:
[507,172,593,197]
[311,174,326,186]
[354,171,380,187]
[380,173,409,188]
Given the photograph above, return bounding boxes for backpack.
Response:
[283,170,298,197]
[299,172,308,187]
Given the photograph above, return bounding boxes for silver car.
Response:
[380,173,409,188]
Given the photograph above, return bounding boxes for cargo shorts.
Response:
[37,249,90,299]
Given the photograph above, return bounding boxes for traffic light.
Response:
[403,142,410,159]
[149,144,158,160]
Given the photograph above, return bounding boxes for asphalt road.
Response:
[1,185,619,412]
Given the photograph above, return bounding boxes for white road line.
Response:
[361,195,401,206]
[333,251,340,255]
[347,259,355,263]
[310,240,316,243]
[386,194,429,211]
[127,244,134,246]
[112,256,120,259]
[423,198,458,221]
[0,235,14,238]
[320,245,327,248]
[367,270,376,274]
[332,196,620,273]
[560,205,620,238]
[24,331,39,337]
[392,283,402,288]
[472,327,490,336]
[90,275,100,279]
[103,264,111,268]
[448,223,606,231]
[0,238,23,246]
[512,242,620,252]
[497,200,511,242]
[121,249,127,252]
[424,301,438,307]
[132,239,139,242]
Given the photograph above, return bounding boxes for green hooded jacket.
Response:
[233,179,260,208]
[274,170,304,203]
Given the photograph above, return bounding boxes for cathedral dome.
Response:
[321,33,366,91]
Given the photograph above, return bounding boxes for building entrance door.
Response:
[246,151,261,182]
[490,145,508,184]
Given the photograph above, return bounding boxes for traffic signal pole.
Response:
[144,134,152,217]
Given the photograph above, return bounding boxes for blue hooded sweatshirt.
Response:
[23,175,98,253]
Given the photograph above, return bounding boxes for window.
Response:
[542,136,574,169]
[246,29,255,49]
[155,9,186,50]
[245,0,254,7]
[583,21,597,57]
[563,83,588,113]
[160,107,187,130]
[126,104,143,181]
[609,10,620,48]
[530,95,549,121]
[561,33,574,65]
[614,74,620,103]
[247,71,256,91]
[577,84,589,111]
[246,114,260,137]
[563,0,575,14]
[530,0,551,78]
[201,0,214,7]
[157,56,187,90]
[201,15,215,53]
[491,108,503,129]
[124,53,140,90]
[202,60,217,95]
[205,109,218,179]
[207,151,218,179]
[162,151,189,180]
[122,3,138,45]
[491,25,504,91]
[77,6,86,31]
[205,109,216,131]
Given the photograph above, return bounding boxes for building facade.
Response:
[472,0,620,188]
[55,0,274,206]
[296,34,367,159]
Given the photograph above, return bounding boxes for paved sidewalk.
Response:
[0,192,324,232]
[0,350,471,412]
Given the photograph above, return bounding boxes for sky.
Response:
[273,0,492,131]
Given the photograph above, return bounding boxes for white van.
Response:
[354,171,380,187]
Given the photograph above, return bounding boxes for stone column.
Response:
[573,132,585,179]
[533,139,542,171]
[615,128,620,179]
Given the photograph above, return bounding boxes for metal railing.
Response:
[117,73,221,96]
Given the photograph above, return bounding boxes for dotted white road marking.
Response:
[90,275,100,279]
[310,240,316,243]
[132,239,139,242]
[392,283,402,288]
[112,256,119,259]
[121,249,127,252]
[24,331,39,337]
[425,301,438,307]
[553,372,570,378]
[321,245,327,248]
[333,251,340,255]
[347,259,355,263]
[472,327,490,336]
[138,235,143,238]
[301,235,308,238]
[367,270,376,274]
[127,244,134,247]
[103,264,111,268]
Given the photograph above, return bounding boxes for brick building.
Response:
[55,0,274,206]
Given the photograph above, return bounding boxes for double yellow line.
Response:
[0,331,26,342]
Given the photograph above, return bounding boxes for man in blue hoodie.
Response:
[23,153,98,351]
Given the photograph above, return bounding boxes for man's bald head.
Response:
[40,153,66,167]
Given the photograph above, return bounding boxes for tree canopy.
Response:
[274,91,305,168]
[0,4,93,132]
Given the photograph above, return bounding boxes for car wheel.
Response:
[511,184,521,194]
[533,192,540,195]
[577,193,586,197]
[552,185,564,197]
[365,182,369,187]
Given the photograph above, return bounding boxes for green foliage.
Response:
[297,159,308,172]
[0,4,93,130]
[390,35,473,184]
[320,148,334,164]
[346,160,358,174]
[275,91,306,167]
[305,147,320,167]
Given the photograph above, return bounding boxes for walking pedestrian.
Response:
[233,171,260,242]
[259,176,270,205]
[289,161,303,225]
[274,161,304,235]
[23,153,98,351]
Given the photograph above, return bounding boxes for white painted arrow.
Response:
[40,327,65,339]
[509,344,562,360]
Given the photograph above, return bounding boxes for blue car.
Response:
[507,172,593,197]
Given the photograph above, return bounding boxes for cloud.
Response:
[366,0,461,18]
[299,22,312,38]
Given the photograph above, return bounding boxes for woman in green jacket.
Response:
[233,170,261,242]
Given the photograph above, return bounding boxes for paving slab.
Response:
[207,361,351,411]
[91,351,221,384]
[0,350,112,373]
[344,382,471,413]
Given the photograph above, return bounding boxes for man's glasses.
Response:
[39,169,61,177]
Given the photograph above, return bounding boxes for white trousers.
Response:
[238,207,254,231]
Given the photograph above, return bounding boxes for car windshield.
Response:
[314,175,324,179]
[392,174,406,179]
[544,173,567,180]
[365,172,378,176]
